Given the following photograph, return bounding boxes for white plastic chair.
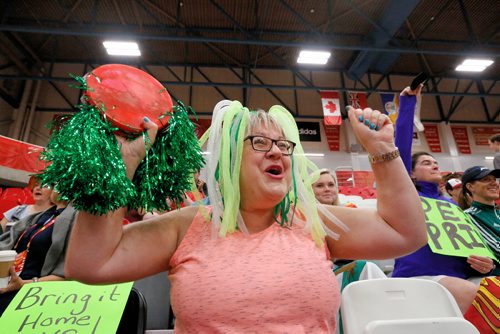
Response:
[340,278,478,334]
[342,195,363,205]
[371,259,395,276]
[335,261,387,334]
[356,198,377,208]
[365,318,478,334]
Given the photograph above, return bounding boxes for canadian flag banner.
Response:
[320,91,342,125]
[347,91,368,109]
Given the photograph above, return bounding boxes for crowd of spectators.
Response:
[0,86,498,333]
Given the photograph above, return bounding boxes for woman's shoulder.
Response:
[166,206,213,268]
[3,204,29,221]
[168,205,207,224]
[155,205,209,240]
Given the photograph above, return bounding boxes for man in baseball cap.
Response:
[462,166,500,276]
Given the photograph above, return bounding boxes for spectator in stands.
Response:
[312,169,341,205]
[182,171,209,206]
[462,166,500,277]
[311,169,357,207]
[441,175,472,211]
[124,208,145,223]
[0,190,77,316]
[393,84,495,313]
[0,177,53,233]
[141,172,209,220]
[444,178,462,204]
[65,101,426,333]
[311,169,362,271]
[440,172,460,197]
[194,171,208,198]
[488,134,500,169]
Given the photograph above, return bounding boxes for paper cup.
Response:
[0,250,17,288]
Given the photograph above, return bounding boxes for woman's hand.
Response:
[0,266,27,294]
[400,84,423,97]
[347,107,395,156]
[467,255,495,274]
[116,117,159,179]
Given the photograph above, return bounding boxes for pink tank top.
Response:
[169,208,340,333]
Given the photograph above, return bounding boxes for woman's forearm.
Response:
[372,155,426,246]
[35,275,66,282]
[18,275,63,290]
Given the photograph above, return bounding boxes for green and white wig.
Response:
[199,100,347,246]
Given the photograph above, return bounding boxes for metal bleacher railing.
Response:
[335,166,355,188]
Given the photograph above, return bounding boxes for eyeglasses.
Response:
[244,135,296,156]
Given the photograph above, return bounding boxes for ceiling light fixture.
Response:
[484,156,494,160]
[103,41,141,56]
[297,50,331,65]
[455,58,493,72]
[301,153,325,157]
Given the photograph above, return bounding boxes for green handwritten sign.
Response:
[0,281,133,334]
[421,197,497,260]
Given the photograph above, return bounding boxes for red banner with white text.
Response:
[323,124,340,151]
[347,91,368,109]
[423,124,442,153]
[320,91,342,125]
[471,127,500,146]
[451,126,471,154]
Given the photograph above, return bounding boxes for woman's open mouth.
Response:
[265,165,283,178]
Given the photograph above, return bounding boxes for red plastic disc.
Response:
[84,64,173,135]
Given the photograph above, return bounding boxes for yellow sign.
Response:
[421,197,497,260]
[0,281,133,334]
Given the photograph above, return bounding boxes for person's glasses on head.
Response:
[244,135,296,156]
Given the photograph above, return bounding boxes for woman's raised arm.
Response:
[325,107,426,260]
[65,118,196,283]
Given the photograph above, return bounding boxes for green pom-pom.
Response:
[39,104,136,214]
[39,74,203,215]
[131,102,205,212]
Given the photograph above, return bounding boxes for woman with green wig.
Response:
[65,100,426,333]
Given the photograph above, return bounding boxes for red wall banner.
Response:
[422,124,442,153]
[191,118,212,139]
[0,136,46,173]
[323,124,340,151]
[347,91,368,109]
[471,127,500,146]
[451,126,471,154]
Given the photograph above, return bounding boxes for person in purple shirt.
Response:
[392,84,495,314]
